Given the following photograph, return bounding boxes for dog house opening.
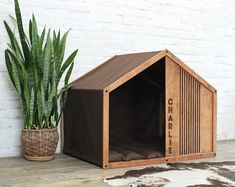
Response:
[109,58,165,162]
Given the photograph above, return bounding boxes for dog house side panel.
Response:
[63,89,104,167]
[166,55,215,158]
[200,86,214,153]
[165,57,180,157]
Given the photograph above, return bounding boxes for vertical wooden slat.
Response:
[194,77,197,152]
[196,80,198,151]
[182,69,184,155]
[198,83,201,153]
[185,71,187,154]
[192,76,195,154]
[189,74,192,154]
[186,71,189,155]
[183,70,185,155]
[183,71,186,155]
[195,81,198,153]
[180,69,182,155]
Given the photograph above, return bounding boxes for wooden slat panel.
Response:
[200,85,213,153]
[180,69,200,155]
[165,57,180,157]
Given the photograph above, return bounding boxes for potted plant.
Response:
[4,0,78,161]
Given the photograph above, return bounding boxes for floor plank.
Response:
[0,140,234,187]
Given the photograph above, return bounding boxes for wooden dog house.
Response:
[63,49,217,169]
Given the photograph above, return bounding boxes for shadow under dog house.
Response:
[62,49,217,169]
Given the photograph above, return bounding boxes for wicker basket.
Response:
[21,128,58,161]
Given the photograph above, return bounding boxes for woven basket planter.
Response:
[21,128,58,161]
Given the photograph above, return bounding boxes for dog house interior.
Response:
[63,50,217,169]
[109,58,165,162]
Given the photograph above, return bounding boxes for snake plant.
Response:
[4,0,78,129]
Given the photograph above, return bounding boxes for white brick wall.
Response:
[0,0,235,156]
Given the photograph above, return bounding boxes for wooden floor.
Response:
[0,140,234,187]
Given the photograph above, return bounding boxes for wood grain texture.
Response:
[72,51,161,90]
[71,49,216,93]
[1,140,232,187]
[108,51,166,91]
[109,158,166,168]
[165,50,216,93]
[200,85,213,153]
[213,91,217,153]
[109,152,215,169]
[103,89,109,169]
[165,56,180,157]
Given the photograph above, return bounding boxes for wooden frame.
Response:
[63,49,217,169]
[103,89,109,169]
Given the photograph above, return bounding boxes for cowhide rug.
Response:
[103,161,235,187]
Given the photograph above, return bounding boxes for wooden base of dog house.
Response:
[108,152,215,169]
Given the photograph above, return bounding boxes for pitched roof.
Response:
[72,49,216,92]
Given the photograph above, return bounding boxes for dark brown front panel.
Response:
[165,57,180,157]
[180,69,201,155]
[63,89,103,167]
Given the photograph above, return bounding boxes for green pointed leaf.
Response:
[58,49,78,82]
[43,30,51,91]
[5,50,15,87]
[31,15,40,63]
[63,62,74,104]
[14,0,30,65]
[7,49,23,69]
[57,30,70,70]
[37,92,43,128]
[53,30,57,49]
[39,27,46,50]
[11,59,21,96]
[29,88,35,127]
[29,19,32,44]
[4,22,24,62]
[4,21,16,50]
[48,84,56,114]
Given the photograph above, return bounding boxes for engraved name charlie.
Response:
[168,98,173,155]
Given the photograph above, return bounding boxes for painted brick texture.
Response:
[0,0,234,156]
